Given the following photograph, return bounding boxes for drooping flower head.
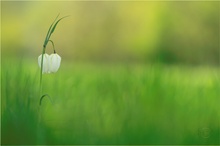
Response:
[38,53,61,74]
[39,14,68,76]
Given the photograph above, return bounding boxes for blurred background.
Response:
[1,1,220,145]
[2,1,219,65]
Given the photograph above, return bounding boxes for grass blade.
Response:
[47,15,70,40]
[39,94,53,106]
[43,14,60,47]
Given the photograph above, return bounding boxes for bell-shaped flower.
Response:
[49,53,61,73]
[38,53,50,74]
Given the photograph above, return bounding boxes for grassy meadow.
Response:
[1,1,219,145]
[1,59,219,144]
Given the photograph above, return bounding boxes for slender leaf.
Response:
[47,15,70,40]
[43,14,60,47]
[39,94,53,106]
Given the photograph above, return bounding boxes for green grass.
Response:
[1,59,220,144]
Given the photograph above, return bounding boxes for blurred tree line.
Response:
[2,1,219,65]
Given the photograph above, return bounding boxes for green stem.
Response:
[48,40,56,53]
[40,46,46,94]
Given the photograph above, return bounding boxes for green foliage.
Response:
[1,59,219,144]
[43,14,69,48]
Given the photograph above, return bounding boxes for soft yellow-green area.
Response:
[1,1,219,64]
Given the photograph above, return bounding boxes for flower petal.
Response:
[49,53,61,73]
[38,53,50,74]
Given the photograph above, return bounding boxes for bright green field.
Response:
[1,59,220,145]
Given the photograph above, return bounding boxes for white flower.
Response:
[49,53,61,73]
[38,53,61,74]
[38,53,50,73]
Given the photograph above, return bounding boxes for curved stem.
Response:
[48,40,56,53]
